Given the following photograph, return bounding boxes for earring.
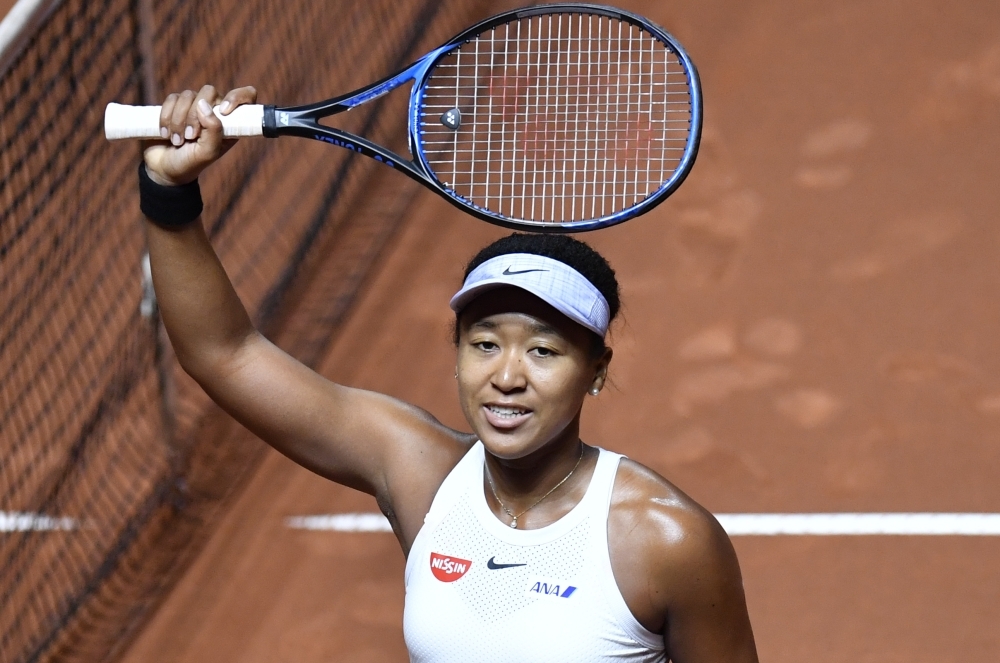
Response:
[589,387,600,396]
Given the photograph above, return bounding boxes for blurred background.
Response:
[1,0,998,661]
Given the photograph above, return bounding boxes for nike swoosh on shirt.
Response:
[502,267,549,276]
[487,556,527,570]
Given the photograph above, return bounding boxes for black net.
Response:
[0,1,526,661]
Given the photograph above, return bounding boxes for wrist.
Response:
[138,162,204,228]
[144,165,184,187]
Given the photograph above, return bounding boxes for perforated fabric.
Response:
[403,442,665,663]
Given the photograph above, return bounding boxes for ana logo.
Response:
[429,552,472,582]
[527,576,577,599]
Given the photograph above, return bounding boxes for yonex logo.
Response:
[440,108,462,130]
[313,134,360,152]
[430,552,471,582]
[279,112,289,126]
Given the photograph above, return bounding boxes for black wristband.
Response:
[138,162,204,228]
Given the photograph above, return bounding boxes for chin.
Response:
[477,430,543,461]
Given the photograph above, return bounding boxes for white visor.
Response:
[449,253,610,337]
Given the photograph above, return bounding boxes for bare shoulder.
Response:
[609,458,731,565]
[608,458,748,638]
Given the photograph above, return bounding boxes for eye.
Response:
[530,346,556,358]
[474,341,498,352]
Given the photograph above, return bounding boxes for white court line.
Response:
[715,513,1000,536]
[286,513,394,532]
[285,512,1000,536]
[0,511,77,532]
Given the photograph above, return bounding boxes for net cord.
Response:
[0,0,62,79]
[1,0,490,660]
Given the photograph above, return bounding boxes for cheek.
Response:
[455,357,485,402]
[455,379,478,426]
[455,370,474,402]
[531,364,591,406]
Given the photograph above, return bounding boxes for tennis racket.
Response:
[105,3,701,232]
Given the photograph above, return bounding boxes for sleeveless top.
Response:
[403,442,666,663]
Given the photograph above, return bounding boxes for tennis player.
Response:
[140,85,758,663]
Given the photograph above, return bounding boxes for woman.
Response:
[142,85,759,663]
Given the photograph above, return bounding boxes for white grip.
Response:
[104,103,266,140]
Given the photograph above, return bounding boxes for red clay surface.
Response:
[121,1,1000,661]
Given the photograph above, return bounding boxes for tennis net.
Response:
[0,0,520,661]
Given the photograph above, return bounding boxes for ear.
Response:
[589,347,613,394]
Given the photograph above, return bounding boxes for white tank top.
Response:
[403,442,665,663]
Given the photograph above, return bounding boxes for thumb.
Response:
[195,98,224,157]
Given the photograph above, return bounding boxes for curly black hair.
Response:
[454,233,621,355]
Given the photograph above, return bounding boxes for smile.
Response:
[482,403,533,429]
[485,404,530,418]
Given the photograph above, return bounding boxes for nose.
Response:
[492,349,527,393]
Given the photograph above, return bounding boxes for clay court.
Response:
[2,0,999,661]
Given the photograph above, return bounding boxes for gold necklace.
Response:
[485,447,585,529]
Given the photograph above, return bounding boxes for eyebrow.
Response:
[468,319,561,336]
[529,321,560,336]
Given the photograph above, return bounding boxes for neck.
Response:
[483,427,588,512]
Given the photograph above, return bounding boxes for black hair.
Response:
[454,233,621,356]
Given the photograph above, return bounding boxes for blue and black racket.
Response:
[106,3,701,232]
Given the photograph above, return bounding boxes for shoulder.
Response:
[379,402,477,549]
[607,457,743,633]
[609,457,730,557]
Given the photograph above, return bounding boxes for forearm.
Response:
[145,217,256,377]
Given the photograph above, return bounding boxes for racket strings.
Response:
[418,13,694,224]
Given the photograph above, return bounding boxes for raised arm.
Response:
[141,86,466,546]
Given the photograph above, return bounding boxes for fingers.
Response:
[148,84,256,184]
[159,89,194,146]
[216,86,257,155]
[218,86,258,115]
[157,85,220,146]
[157,85,258,145]
[189,84,224,144]
[167,89,195,146]
[181,85,222,143]
[158,93,178,141]
[194,95,223,157]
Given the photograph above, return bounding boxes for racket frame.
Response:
[262,3,702,232]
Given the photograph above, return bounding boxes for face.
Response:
[456,287,611,463]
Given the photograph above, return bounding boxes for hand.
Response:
[143,85,257,186]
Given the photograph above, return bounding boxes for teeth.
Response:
[487,405,527,418]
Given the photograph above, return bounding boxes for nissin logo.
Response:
[527,577,577,599]
[429,552,471,582]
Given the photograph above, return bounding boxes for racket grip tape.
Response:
[104,103,266,140]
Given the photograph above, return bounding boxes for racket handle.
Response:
[104,103,266,140]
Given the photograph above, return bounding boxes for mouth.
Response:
[482,403,532,429]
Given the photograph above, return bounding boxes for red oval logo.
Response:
[429,552,472,582]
